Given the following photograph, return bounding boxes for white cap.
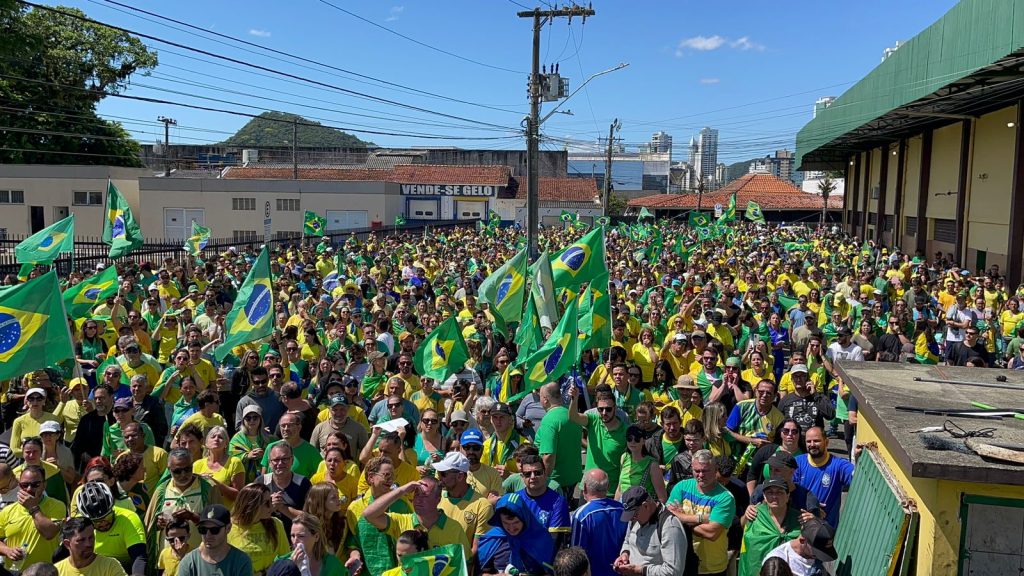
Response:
[790,364,809,374]
[96,262,106,270]
[242,405,263,419]
[39,421,61,434]
[432,451,469,473]
[25,388,46,400]
[450,410,469,423]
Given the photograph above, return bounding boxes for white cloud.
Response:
[676,35,765,56]
[699,78,720,85]
[731,36,765,51]
[386,6,404,22]
[248,29,271,38]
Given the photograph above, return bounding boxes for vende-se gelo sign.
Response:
[400,184,500,196]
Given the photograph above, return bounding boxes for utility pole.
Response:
[292,118,298,180]
[603,118,620,216]
[696,175,706,214]
[157,116,177,177]
[518,4,595,258]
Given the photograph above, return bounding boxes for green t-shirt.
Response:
[668,478,736,574]
[177,546,253,576]
[618,453,656,497]
[585,412,627,495]
[535,406,584,488]
[261,439,324,478]
[660,436,685,466]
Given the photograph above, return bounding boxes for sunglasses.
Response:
[197,526,223,536]
[165,535,188,544]
[18,481,42,489]
[521,470,544,478]
[421,418,438,425]
[125,347,140,353]
[170,467,192,476]
[462,445,483,452]
[243,414,261,422]
[251,379,269,385]
[780,428,800,436]
[113,407,131,413]
[596,407,615,414]
[27,395,44,402]
[387,402,403,408]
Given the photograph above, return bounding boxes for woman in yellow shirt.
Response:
[741,350,771,385]
[310,444,359,514]
[227,483,290,574]
[631,327,660,386]
[192,426,245,508]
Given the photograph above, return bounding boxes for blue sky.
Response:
[52,0,959,163]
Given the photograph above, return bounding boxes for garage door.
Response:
[408,200,439,220]
[455,200,485,220]
[326,210,368,232]
[164,208,205,240]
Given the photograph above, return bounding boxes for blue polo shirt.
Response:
[794,453,854,527]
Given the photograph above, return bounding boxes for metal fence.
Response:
[0,220,467,277]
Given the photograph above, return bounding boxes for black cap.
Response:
[620,486,650,522]
[801,518,838,562]
[762,477,789,492]
[767,451,798,470]
[837,325,853,337]
[491,402,513,416]
[197,504,230,528]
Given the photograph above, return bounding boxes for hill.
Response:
[726,157,762,182]
[219,111,374,148]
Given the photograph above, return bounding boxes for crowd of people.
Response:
[0,217,1018,576]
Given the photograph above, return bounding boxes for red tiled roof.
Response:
[514,177,600,202]
[223,164,511,186]
[627,173,843,210]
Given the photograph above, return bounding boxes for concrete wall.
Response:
[857,414,1024,575]
[0,165,150,237]
[965,106,1015,272]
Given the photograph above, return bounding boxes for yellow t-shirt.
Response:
[189,359,218,390]
[0,497,67,567]
[438,487,494,542]
[226,518,290,573]
[311,460,361,514]
[178,412,227,436]
[138,446,169,497]
[157,543,189,576]
[468,464,504,498]
[384,511,471,552]
[10,412,61,456]
[154,328,179,364]
[93,507,146,565]
[192,456,244,507]
[398,373,422,399]
[120,360,161,394]
[56,555,127,576]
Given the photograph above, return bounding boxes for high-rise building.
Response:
[648,131,672,154]
[715,163,728,186]
[747,149,796,183]
[692,127,719,183]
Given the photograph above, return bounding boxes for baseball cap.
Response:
[450,410,469,423]
[673,332,688,342]
[619,486,650,522]
[25,388,46,400]
[67,377,87,390]
[691,330,707,339]
[725,356,743,369]
[491,402,513,416]
[762,477,789,492]
[837,325,853,337]
[789,363,809,374]
[242,405,263,420]
[197,504,231,528]
[460,428,484,446]
[114,397,133,410]
[39,421,61,434]
[329,394,348,407]
[432,451,470,473]
[674,375,699,390]
[801,518,838,562]
[767,451,798,470]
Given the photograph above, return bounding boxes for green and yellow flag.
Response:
[478,247,528,326]
[394,215,407,226]
[510,299,579,402]
[720,192,737,223]
[637,206,654,220]
[559,210,577,223]
[102,181,144,259]
[514,293,544,357]
[304,210,326,236]
[183,221,211,256]
[400,544,468,576]
[530,250,559,331]
[215,247,273,361]
[15,214,74,265]
[578,272,611,351]
[413,316,469,382]
[62,264,118,319]
[688,211,711,229]
[745,200,766,224]
[0,270,74,380]
[551,227,607,290]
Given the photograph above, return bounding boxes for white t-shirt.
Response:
[944,305,976,344]
[826,341,864,362]
[763,541,835,576]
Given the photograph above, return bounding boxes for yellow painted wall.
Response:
[965,106,1015,263]
[868,147,881,215]
[927,122,964,220]
[857,414,1024,575]
[901,136,923,251]
[885,144,899,215]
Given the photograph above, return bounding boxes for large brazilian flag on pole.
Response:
[15,214,74,265]
[215,247,273,361]
[0,270,74,380]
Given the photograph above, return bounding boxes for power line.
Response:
[94,0,525,115]
[17,1,519,133]
[316,0,525,75]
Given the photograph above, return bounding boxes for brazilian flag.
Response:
[551,227,607,290]
[637,206,654,220]
[514,294,544,357]
[413,316,469,382]
[15,214,74,265]
[400,544,468,576]
[596,216,611,226]
[183,221,211,256]
[478,247,528,325]
[0,270,74,380]
[510,299,579,402]
[394,215,407,226]
[578,272,611,351]
[688,211,711,228]
[719,192,737,223]
[745,200,766,224]
[62,264,118,319]
[215,247,273,361]
[559,210,577,223]
[304,211,326,236]
[102,181,144,259]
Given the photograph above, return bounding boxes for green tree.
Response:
[0,2,157,166]
[607,192,628,216]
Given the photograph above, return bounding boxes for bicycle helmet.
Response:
[76,481,114,520]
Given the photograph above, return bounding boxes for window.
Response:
[73,191,103,206]
[232,198,256,211]
[934,218,957,243]
[276,198,300,212]
[905,216,918,236]
[232,230,258,241]
[0,190,24,204]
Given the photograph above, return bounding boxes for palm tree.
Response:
[818,175,838,227]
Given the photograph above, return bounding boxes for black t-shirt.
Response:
[947,341,987,367]
[778,392,835,432]
[261,473,312,533]
[876,333,904,358]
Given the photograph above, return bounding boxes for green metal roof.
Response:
[796,0,1024,171]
